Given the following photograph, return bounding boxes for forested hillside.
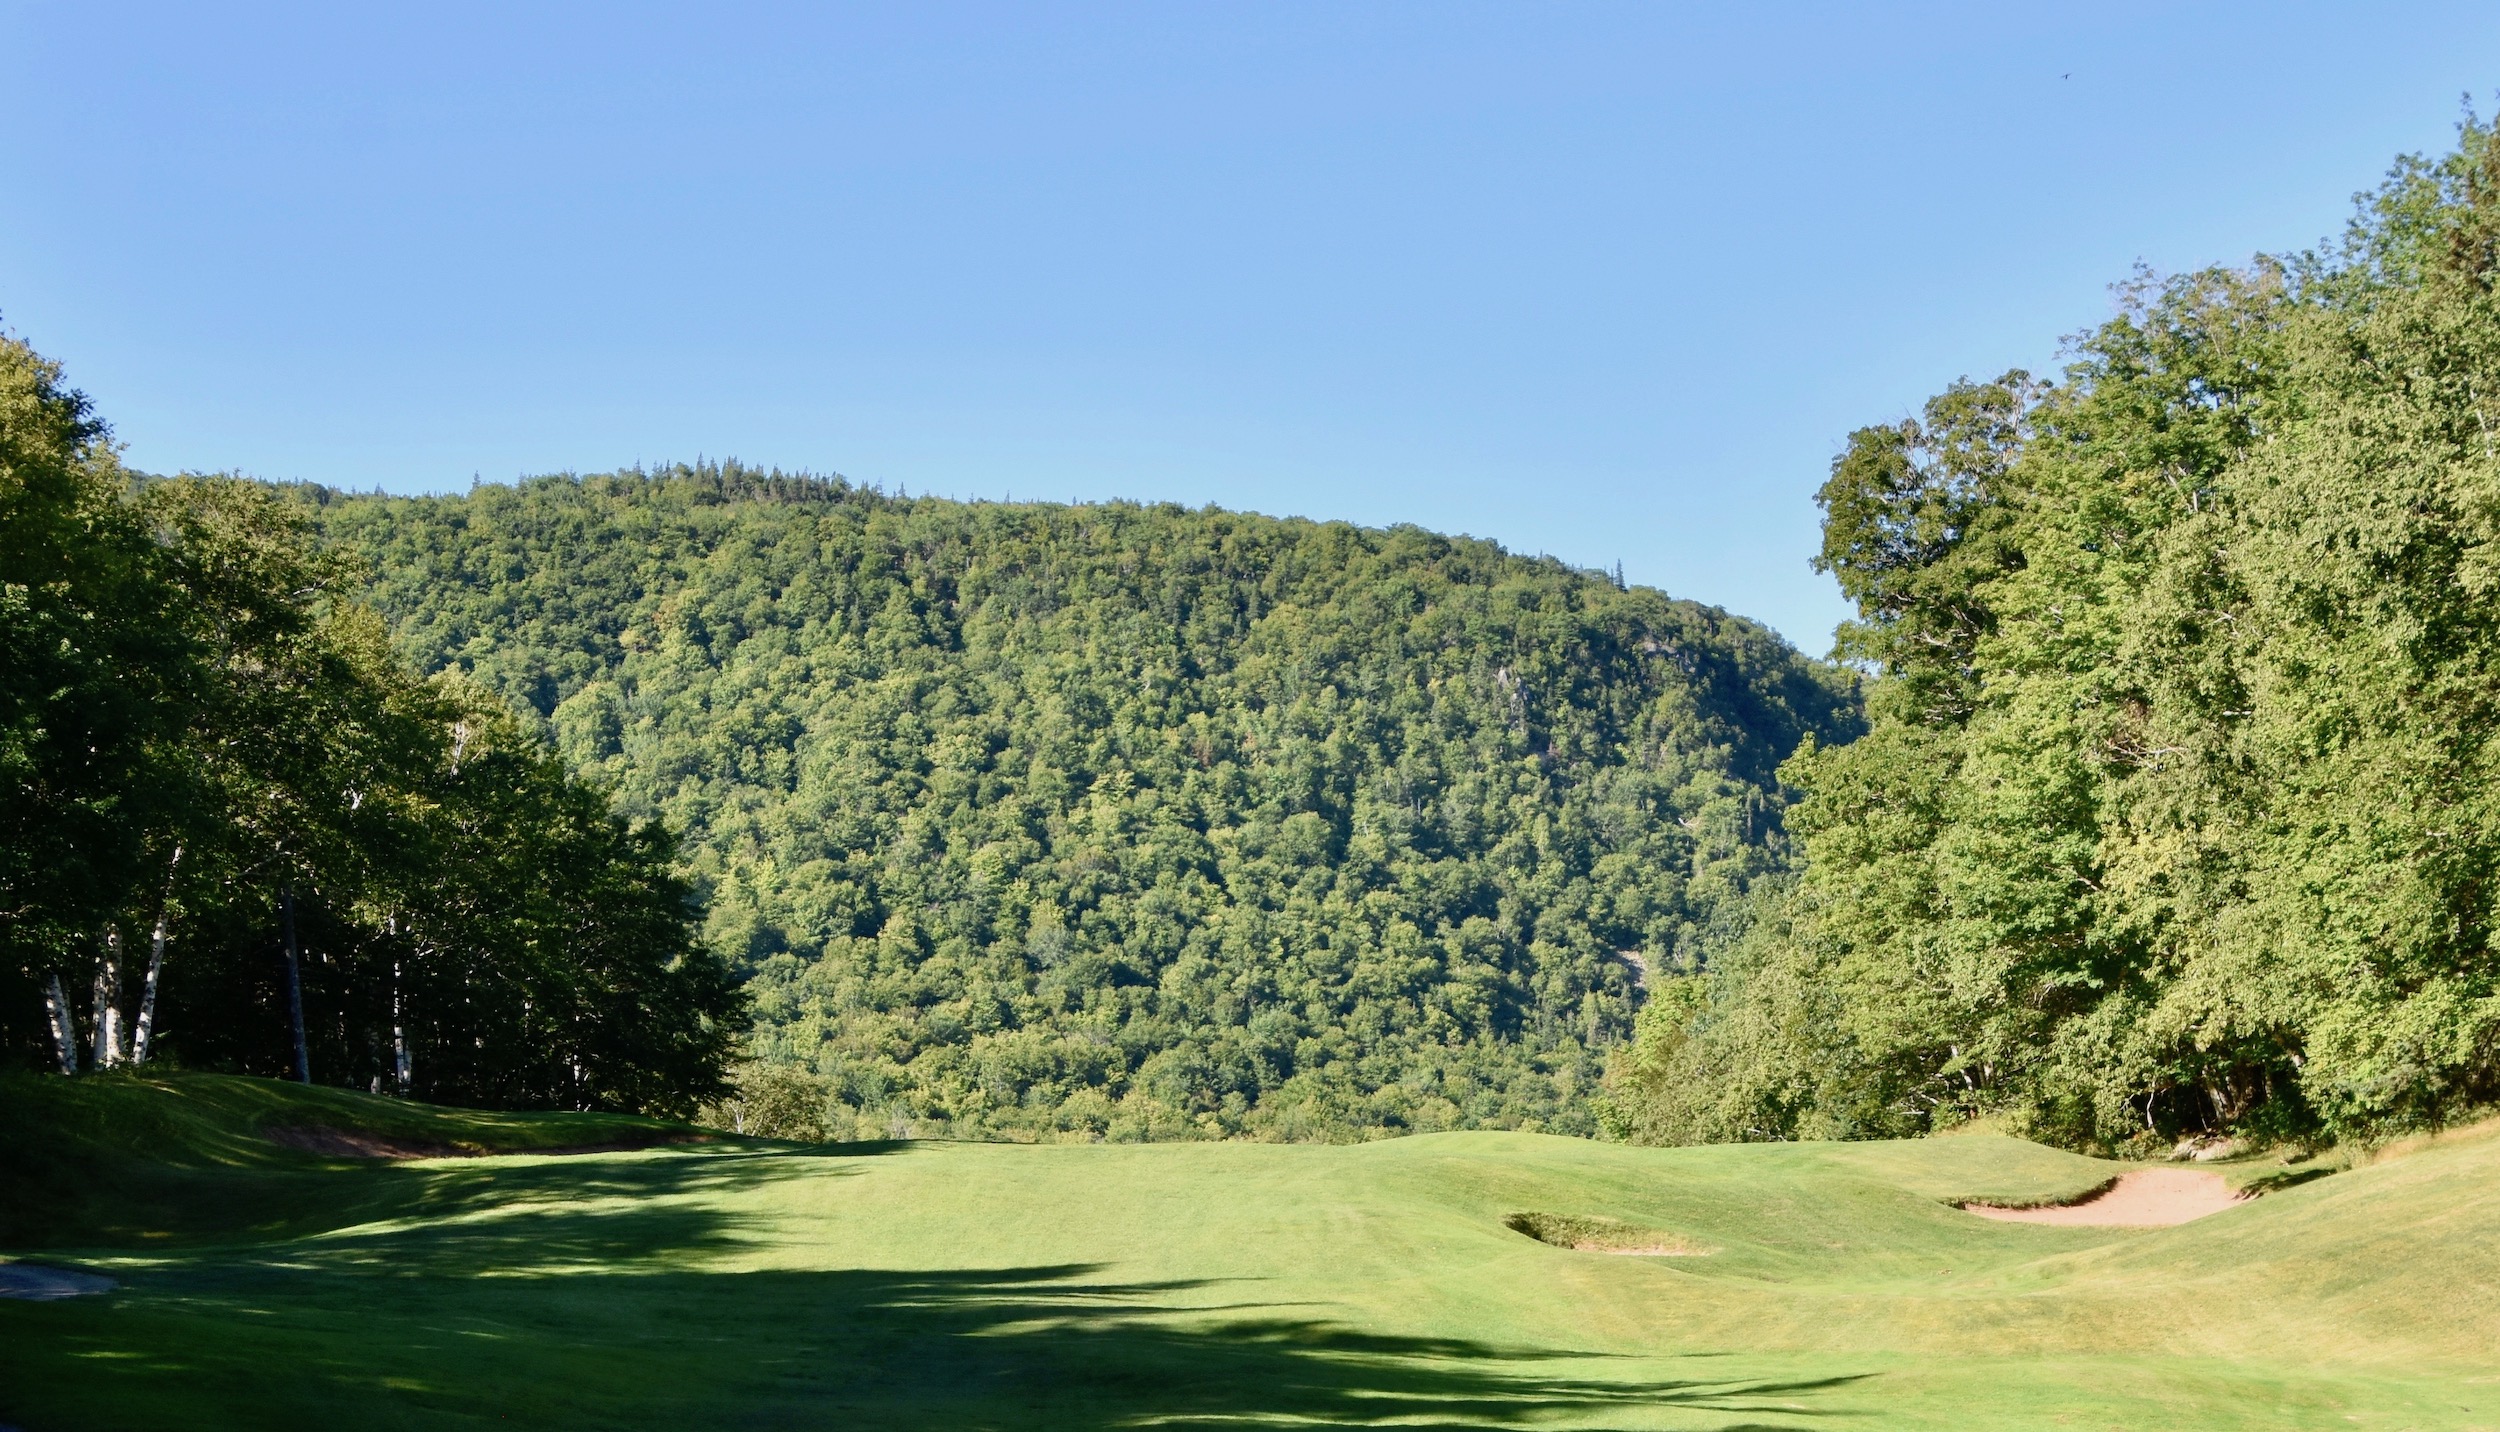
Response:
[307,478,1858,1138]
[1606,118,2500,1151]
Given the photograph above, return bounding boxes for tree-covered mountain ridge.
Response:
[303,472,1859,1140]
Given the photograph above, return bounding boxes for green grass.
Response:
[4,1074,2496,1430]
[0,1069,689,1248]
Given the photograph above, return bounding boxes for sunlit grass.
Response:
[4,1073,2496,1429]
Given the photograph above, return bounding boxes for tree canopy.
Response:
[1604,118,2500,1151]
[306,473,1858,1139]
[0,334,739,1115]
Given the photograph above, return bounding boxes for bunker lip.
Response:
[261,1124,712,1161]
[1961,1167,2249,1227]
[0,1262,116,1301]
[1504,1211,1712,1256]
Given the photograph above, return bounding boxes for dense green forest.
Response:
[49,122,2497,1156]
[0,335,740,1113]
[1604,118,2500,1151]
[304,476,1857,1139]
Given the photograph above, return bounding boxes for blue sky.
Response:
[5,4,2496,649]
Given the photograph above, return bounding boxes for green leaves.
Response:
[1815,373,2035,723]
[3,337,738,1114]
[1613,115,2500,1151]
[310,471,1859,1141]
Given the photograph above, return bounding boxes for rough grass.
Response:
[0,1070,687,1246]
[4,1072,2497,1430]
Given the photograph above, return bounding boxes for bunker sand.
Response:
[1963,1167,2246,1227]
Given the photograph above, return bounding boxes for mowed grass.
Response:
[3,1074,2496,1430]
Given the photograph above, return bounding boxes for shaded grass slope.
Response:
[4,1074,2496,1430]
[0,1070,688,1247]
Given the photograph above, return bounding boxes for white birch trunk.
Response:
[91,927,124,1068]
[134,911,169,1064]
[44,973,79,1074]
[392,957,412,1095]
[133,845,180,1066]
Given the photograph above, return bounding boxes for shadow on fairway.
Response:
[10,1262,1866,1431]
[4,1149,1870,1431]
[13,1135,893,1250]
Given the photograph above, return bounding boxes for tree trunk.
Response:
[282,887,311,1085]
[44,973,78,1075]
[133,845,181,1066]
[391,956,411,1095]
[134,910,169,1065]
[91,926,124,1068]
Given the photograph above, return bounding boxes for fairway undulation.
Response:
[3,1076,2495,1430]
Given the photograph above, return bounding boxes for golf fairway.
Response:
[4,1075,2495,1429]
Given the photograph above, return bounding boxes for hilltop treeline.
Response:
[0,336,739,1113]
[306,473,1858,1139]
[1605,119,2500,1150]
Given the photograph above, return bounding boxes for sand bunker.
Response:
[1505,1211,1711,1256]
[0,1263,116,1301]
[1963,1168,2248,1227]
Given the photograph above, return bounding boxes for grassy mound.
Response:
[4,1074,2496,1429]
[0,1070,691,1246]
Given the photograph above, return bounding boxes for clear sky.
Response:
[5,4,2497,649]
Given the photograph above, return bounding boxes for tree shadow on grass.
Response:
[9,1257,1869,1430]
[12,1137,903,1250]
[751,1265,1871,1430]
[7,1147,1874,1430]
[320,1143,891,1261]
